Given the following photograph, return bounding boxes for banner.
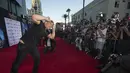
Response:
[4,17,22,46]
[0,28,5,48]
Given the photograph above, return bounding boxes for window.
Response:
[112,12,119,18]
[114,12,119,14]
[127,2,130,9]
[114,1,120,8]
[78,15,80,19]
[126,13,129,17]
[75,17,77,20]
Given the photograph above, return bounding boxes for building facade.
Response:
[27,0,42,23]
[0,0,27,48]
[72,0,130,24]
[0,0,27,17]
[27,0,42,16]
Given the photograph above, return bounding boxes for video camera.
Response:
[98,12,106,22]
[111,13,120,24]
[101,54,121,73]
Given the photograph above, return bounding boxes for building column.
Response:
[9,0,12,13]
[82,0,85,25]
[15,3,18,16]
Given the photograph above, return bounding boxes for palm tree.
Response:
[66,8,71,24]
[62,14,68,26]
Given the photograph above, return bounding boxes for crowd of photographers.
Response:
[58,13,130,73]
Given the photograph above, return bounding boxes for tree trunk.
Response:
[65,18,67,27]
[68,12,70,24]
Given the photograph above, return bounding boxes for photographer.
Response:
[70,28,76,44]
[95,23,107,59]
[84,25,96,56]
[44,28,56,53]
[99,24,120,67]
[116,20,130,55]
[75,32,82,51]
[84,28,91,53]
[100,19,130,73]
[80,27,88,51]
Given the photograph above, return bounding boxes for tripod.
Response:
[101,39,122,73]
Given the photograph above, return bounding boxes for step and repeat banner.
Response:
[4,17,22,46]
[0,28,5,48]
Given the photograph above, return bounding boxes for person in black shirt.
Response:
[44,28,56,53]
[11,14,56,73]
[116,25,130,55]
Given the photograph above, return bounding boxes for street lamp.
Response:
[82,0,85,25]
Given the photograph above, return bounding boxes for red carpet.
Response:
[0,38,99,73]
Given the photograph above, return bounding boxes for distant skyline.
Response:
[26,0,93,23]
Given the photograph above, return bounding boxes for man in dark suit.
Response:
[11,14,56,73]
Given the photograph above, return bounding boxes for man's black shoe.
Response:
[50,48,55,52]
[10,69,17,73]
[43,47,48,54]
[11,72,17,73]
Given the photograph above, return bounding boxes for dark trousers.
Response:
[11,42,40,73]
[44,39,56,53]
[116,39,130,55]
[100,40,114,64]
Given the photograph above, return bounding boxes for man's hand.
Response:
[48,34,51,38]
[19,40,25,44]
[53,24,56,30]
[42,37,45,39]
[47,16,50,20]
[48,34,54,39]
[98,29,105,38]
[123,26,129,31]
[45,17,51,21]
[42,17,51,22]
[32,14,51,24]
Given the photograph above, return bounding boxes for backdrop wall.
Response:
[4,17,22,46]
[0,7,10,48]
